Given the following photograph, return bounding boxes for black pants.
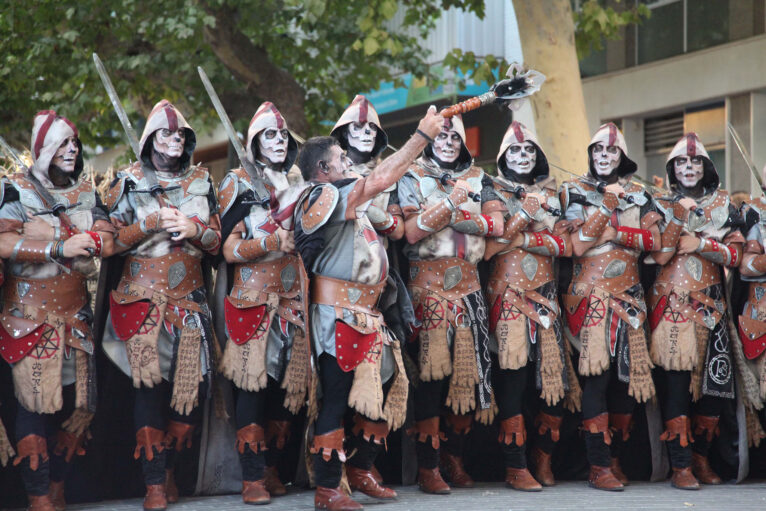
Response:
[492,358,564,468]
[580,368,636,467]
[134,381,206,485]
[14,385,77,496]
[313,353,387,488]
[659,369,725,467]
[235,378,295,481]
[581,368,635,420]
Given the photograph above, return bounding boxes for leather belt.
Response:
[4,273,87,318]
[656,253,720,292]
[409,257,480,302]
[231,254,301,299]
[311,275,385,316]
[490,250,554,291]
[572,250,640,295]
[121,252,203,300]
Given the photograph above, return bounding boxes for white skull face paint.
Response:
[51,136,78,173]
[505,142,537,174]
[591,142,622,176]
[674,155,704,188]
[257,128,288,166]
[433,128,462,163]
[347,121,377,153]
[153,128,185,159]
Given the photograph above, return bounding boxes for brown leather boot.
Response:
[691,452,722,485]
[143,484,167,511]
[263,466,287,496]
[609,457,629,486]
[441,414,474,487]
[347,465,397,499]
[587,466,624,491]
[531,448,555,487]
[691,415,722,485]
[671,467,700,490]
[242,480,270,505]
[441,451,474,488]
[608,413,631,485]
[165,469,179,503]
[417,467,450,494]
[314,486,362,510]
[48,481,66,511]
[53,430,87,464]
[505,467,542,492]
[165,421,194,453]
[370,465,383,484]
[27,495,55,511]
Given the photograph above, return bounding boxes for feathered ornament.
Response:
[491,62,546,111]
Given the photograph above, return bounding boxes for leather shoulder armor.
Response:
[298,184,339,234]
[176,166,210,197]
[218,170,241,218]
[6,174,43,210]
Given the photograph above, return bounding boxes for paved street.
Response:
[55,481,766,511]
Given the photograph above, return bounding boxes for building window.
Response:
[579,0,764,75]
[637,1,684,64]
[687,0,731,52]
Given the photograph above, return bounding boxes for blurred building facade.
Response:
[89,0,766,190]
[580,0,766,193]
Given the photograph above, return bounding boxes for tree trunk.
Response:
[202,4,310,137]
[512,0,591,181]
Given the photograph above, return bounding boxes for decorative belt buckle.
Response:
[168,261,187,289]
[183,313,198,329]
[444,265,462,291]
[281,263,297,292]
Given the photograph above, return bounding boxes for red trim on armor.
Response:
[378,215,398,235]
[34,111,57,158]
[730,245,738,266]
[482,214,494,235]
[552,234,565,255]
[649,295,667,330]
[609,309,619,356]
[85,231,103,256]
[617,226,653,251]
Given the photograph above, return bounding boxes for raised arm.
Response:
[355,106,443,205]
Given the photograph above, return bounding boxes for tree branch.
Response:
[202,3,310,135]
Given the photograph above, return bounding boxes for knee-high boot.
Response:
[583,413,622,491]
[498,415,541,491]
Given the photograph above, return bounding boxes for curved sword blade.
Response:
[0,135,29,172]
[197,67,252,173]
[92,53,141,161]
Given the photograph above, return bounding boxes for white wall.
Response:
[581,35,766,132]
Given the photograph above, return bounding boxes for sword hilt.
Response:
[439,174,480,202]
[507,186,561,217]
